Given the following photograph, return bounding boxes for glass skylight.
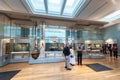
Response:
[48,0,63,15]
[63,0,86,17]
[26,0,45,13]
[26,0,86,18]
[100,10,120,22]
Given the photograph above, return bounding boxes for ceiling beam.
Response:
[44,0,48,14]
[0,9,108,29]
[60,0,67,15]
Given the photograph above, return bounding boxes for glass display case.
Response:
[12,43,30,52]
[10,39,30,62]
[45,43,64,51]
[0,14,11,66]
[84,40,104,58]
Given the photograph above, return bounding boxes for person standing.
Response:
[112,44,118,60]
[77,44,83,65]
[102,45,107,54]
[63,43,71,70]
[69,45,76,66]
[108,44,112,58]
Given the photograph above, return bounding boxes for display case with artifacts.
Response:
[85,40,103,54]
[44,43,64,57]
[11,43,30,62]
[84,40,105,58]
[0,39,11,67]
[12,43,30,52]
[45,43,64,51]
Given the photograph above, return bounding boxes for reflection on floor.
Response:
[0,55,120,80]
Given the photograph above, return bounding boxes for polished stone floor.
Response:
[0,55,120,80]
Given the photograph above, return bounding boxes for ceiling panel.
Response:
[88,2,113,20]
[76,0,120,21]
[0,0,12,11]
[4,0,28,13]
[77,0,108,19]
[87,0,120,21]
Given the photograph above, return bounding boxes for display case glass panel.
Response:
[12,43,30,52]
[45,43,64,51]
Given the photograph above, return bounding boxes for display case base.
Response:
[29,57,64,64]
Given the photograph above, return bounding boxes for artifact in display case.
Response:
[45,43,64,51]
[86,43,102,53]
[31,44,39,59]
[13,43,30,52]
[93,44,101,50]
[11,43,30,60]
[5,43,10,54]
[87,44,92,51]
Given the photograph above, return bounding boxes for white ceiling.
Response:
[0,0,120,29]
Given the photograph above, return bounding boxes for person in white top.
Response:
[69,45,76,66]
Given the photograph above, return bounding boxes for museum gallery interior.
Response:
[0,0,120,80]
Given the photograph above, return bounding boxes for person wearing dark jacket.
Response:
[63,43,71,70]
[77,44,83,65]
[112,44,118,60]
[108,45,112,57]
